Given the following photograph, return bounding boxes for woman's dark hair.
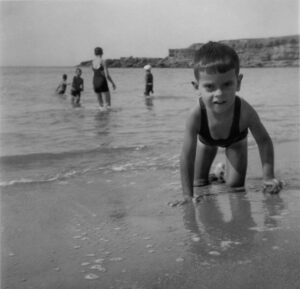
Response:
[94,47,103,56]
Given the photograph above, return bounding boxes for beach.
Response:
[2,140,300,289]
[1,67,300,288]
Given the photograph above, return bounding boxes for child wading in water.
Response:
[71,68,84,106]
[180,41,282,204]
[56,74,69,95]
[144,64,154,96]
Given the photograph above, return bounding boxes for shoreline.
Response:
[1,140,300,289]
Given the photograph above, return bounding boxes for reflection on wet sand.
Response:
[263,194,285,228]
[145,96,154,109]
[182,184,290,262]
[183,189,285,261]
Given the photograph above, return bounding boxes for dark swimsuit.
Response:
[144,73,153,95]
[198,96,248,148]
[93,65,109,93]
[58,83,66,94]
[71,76,83,96]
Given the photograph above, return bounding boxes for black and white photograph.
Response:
[1,0,299,288]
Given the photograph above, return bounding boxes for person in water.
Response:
[143,64,154,96]
[180,41,282,203]
[56,74,69,95]
[92,47,116,110]
[71,68,84,106]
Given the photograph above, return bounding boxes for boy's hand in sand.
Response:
[168,195,203,207]
[263,178,283,194]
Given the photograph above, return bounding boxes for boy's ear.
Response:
[236,74,243,91]
[191,81,199,90]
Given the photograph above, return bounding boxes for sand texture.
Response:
[2,141,300,289]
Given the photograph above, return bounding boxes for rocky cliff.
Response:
[79,35,299,68]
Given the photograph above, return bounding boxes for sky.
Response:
[0,0,299,66]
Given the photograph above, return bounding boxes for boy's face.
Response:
[196,68,243,114]
[76,70,82,76]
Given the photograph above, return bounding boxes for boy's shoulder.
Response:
[239,96,259,126]
[185,102,201,130]
[239,96,256,115]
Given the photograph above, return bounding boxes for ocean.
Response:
[0,67,299,187]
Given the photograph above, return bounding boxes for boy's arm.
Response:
[248,106,281,193]
[180,109,199,201]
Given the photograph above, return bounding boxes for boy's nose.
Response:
[214,88,223,97]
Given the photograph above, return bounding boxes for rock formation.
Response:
[79,35,299,68]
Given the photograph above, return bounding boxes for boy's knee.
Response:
[194,178,209,187]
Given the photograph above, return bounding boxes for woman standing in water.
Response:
[92,47,116,111]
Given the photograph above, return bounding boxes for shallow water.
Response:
[0,67,299,187]
[1,66,300,289]
[2,165,300,289]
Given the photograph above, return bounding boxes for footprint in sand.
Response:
[109,257,123,261]
[85,273,99,280]
[191,236,200,242]
[90,264,106,272]
[209,251,221,256]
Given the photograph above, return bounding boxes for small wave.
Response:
[0,153,180,188]
[0,168,81,187]
[0,177,57,187]
[0,145,147,165]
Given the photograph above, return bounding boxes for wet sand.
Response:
[1,141,300,289]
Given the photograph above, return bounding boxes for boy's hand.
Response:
[168,195,206,207]
[263,178,283,194]
[168,195,193,207]
[112,83,116,90]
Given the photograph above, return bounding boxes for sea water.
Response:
[0,67,299,186]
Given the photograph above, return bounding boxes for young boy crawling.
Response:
[180,41,282,204]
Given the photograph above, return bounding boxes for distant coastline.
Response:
[78,35,299,68]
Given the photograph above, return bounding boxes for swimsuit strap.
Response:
[199,97,209,137]
[228,96,241,138]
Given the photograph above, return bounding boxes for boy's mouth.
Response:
[213,101,226,105]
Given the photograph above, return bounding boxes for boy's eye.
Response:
[204,84,214,91]
[223,81,233,88]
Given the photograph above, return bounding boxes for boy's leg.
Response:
[74,93,79,105]
[194,141,218,186]
[225,138,248,187]
[144,85,151,96]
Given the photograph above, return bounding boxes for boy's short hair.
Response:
[94,47,103,56]
[63,74,67,80]
[194,41,240,80]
